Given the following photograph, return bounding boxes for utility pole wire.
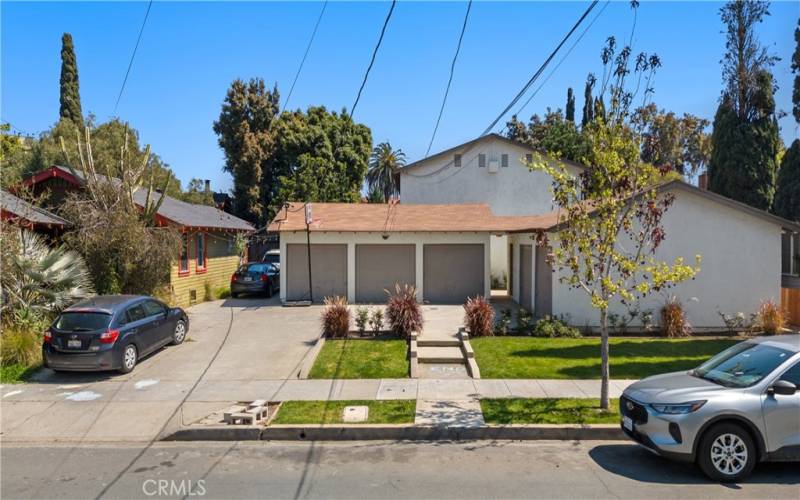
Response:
[113,0,154,115]
[350,0,397,118]
[281,1,329,113]
[425,0,473,157]
[515,0,610,118]
[480,0,599,136]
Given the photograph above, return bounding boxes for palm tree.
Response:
[366,142,406,202]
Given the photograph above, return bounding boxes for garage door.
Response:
[286,244,347,303]
[356,244,415,303]
[519,245,532,311]
[423,244,484,303]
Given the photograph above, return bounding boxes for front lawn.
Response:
[481,398,619,424]
[308,338,409,379]
[272,400,416,425]
[471,337,738,379]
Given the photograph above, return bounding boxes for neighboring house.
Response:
[271,134,799,330]
[0,189,67,236]
[23,165,254,307]
[399,133,585,286]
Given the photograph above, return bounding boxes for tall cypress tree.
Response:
[773,20,800,221]
[581,74,595,127]
[708,0,779,210]
[59,33,83,124]
[565,87,576,123]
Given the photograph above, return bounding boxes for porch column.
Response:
[279,237,287,302]
[512,240,521,302]
[484,236,491,298]
[530,242,537,312]
[347,241,356,302]
[415,242,424,302]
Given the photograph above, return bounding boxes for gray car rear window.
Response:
[55,312,112,331]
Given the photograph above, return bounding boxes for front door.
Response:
[762,361,800,459]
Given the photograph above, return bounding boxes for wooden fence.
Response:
[781,287,800,326]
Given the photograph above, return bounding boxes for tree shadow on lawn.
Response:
[556,360,702,379]
[508,339,737,360]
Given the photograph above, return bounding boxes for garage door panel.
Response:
[356,245,415,303]
[423,244,484,304]
[287,244,347,303]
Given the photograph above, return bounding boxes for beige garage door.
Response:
[286,244,347,303]
[356,244,415,303]
[519,245,532,311]
[423,244,484,304]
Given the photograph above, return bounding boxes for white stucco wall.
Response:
[278,231,491,303]
[542,189,782,329]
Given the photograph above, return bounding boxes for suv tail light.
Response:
[260,274,268,282]
[99,329,120,344]
[231,273,238,283]
[44,330,52,344]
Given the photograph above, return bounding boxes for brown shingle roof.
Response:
[0,190,68,227]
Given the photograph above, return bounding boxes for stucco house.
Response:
[23,165,254,307]
[271,134,799,330]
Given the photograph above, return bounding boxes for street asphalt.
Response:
[1,440,797,499]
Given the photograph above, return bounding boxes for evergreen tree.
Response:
[581,74,595,127]
[59,33,82,124]
[773,20,800,221]
[565,87,576,123]
[708,0,780,210]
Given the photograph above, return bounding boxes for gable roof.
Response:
[401,133,589,172]
[0,190,68,228]
[24,166,253,232]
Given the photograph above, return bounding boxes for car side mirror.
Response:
[768,380,797,396]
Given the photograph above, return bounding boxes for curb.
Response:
[162,424,625,442]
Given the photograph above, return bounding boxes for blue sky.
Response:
[2,1,797,192]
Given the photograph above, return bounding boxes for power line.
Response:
[281,0,329,113]
[350,0,397,118]
[515,0,610,118]
[113,0,154,115]
[480,0,599,136]
[425,0,473,157]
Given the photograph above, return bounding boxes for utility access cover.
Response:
[342,405,369,423]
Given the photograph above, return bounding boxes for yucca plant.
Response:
[385,284,423,338]
[321,296,350,338]
[464,295,495,337]
[1,229,94,318]
[755,299,785,335]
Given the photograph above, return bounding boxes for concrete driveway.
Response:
[0,296,324,443]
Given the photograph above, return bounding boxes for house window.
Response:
[501,154,509,167]
[525,153,533,164]
[478,154,486,168]
[179,233,190,276]
[196,233,207,273]
[783,232,800,276]
[454,154,462,168]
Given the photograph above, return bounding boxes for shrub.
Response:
[204,280,214,301]
[517,309,533,333]
[755,300,785,335]
[215,286,231,300]
[321,296,350,338]
[385,284,423,338]
[717,310,749,335]
[464,295,495,337]
[494,309,512,336]
[1,323,44,367]
[369,308,384,335]
[661,296,691,338]
[153,285,177,306]
[355,306,369,336]
[531,316,581,338]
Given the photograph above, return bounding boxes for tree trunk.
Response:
[600,308,610,410]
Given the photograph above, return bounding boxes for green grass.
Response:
[308,338,409,379]
[471,337,738,379]
[481,398,620,424]
[272,400,416,425]
[0,362,41,384]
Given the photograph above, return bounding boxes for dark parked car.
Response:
[230,262,280,298]
[43,295,189,374]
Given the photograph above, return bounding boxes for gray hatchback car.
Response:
[43,295,189,374]
[621,334,800,482]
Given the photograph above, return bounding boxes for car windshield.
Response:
[239,263,268,274]
[693,342,793,388]
[55,312,112,332]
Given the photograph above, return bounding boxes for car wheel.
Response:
[118,344,138,374]
[266,282,274,298]
[231,292,239,298]
[171,320,187,345]
[697,423,756,482]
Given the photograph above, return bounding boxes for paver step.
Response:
[417,346,465,364]
[417,338,461,347]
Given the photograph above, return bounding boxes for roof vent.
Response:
[488,159,499,173]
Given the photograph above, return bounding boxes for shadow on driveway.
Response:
[589,443,800,486]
